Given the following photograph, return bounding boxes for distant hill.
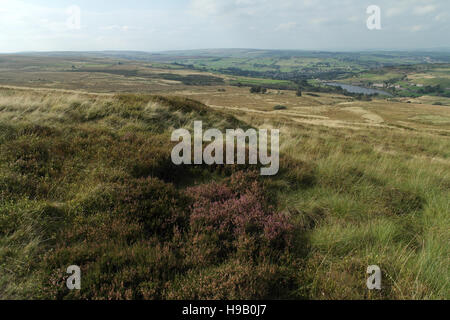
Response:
[8,48,450,62]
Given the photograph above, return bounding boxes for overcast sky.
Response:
[0,0,449,53]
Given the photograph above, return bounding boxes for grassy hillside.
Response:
[0,85,448,300]
[148,50,450,81]
[0,88,304,299]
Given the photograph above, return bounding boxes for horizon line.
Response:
[1,47,450,55]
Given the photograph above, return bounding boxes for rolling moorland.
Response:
[0,50,449,299]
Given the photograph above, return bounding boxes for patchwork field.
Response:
[342,64,450,99]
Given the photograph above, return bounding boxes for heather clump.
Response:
[115,177,192,239]
[187,171,294,264]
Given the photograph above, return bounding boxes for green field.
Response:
[341,64,450,99]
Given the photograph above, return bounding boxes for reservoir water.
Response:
[325,82,392,96]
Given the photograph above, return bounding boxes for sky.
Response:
[0,0,449,53]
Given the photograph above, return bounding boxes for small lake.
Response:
[325,82,392,96]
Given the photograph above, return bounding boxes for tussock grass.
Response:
[269,115,449,299]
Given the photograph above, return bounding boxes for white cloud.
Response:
[413,5,436,16]
[189,0,222,17]
[386,7,405,17]
[0,0,77,34]
[275,22,297,31]
[101,25,136,32]
[435,13,447,22]
[411,25,425,32]
[302,0,318,8]
[309,17,328,26]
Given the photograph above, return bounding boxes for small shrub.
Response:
[381,187,424,215]
[250,86,267,94]
[279,157,316,188]
[186,171,294,263]
[116,177,191,238]
[164,260,294,300]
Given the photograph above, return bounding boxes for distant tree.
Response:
[250,86,259,93]
[250,86,266,94]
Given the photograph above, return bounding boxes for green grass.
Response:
[276,123,450,299]
[230,77,294,86]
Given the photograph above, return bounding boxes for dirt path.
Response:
[342,106,385,124]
